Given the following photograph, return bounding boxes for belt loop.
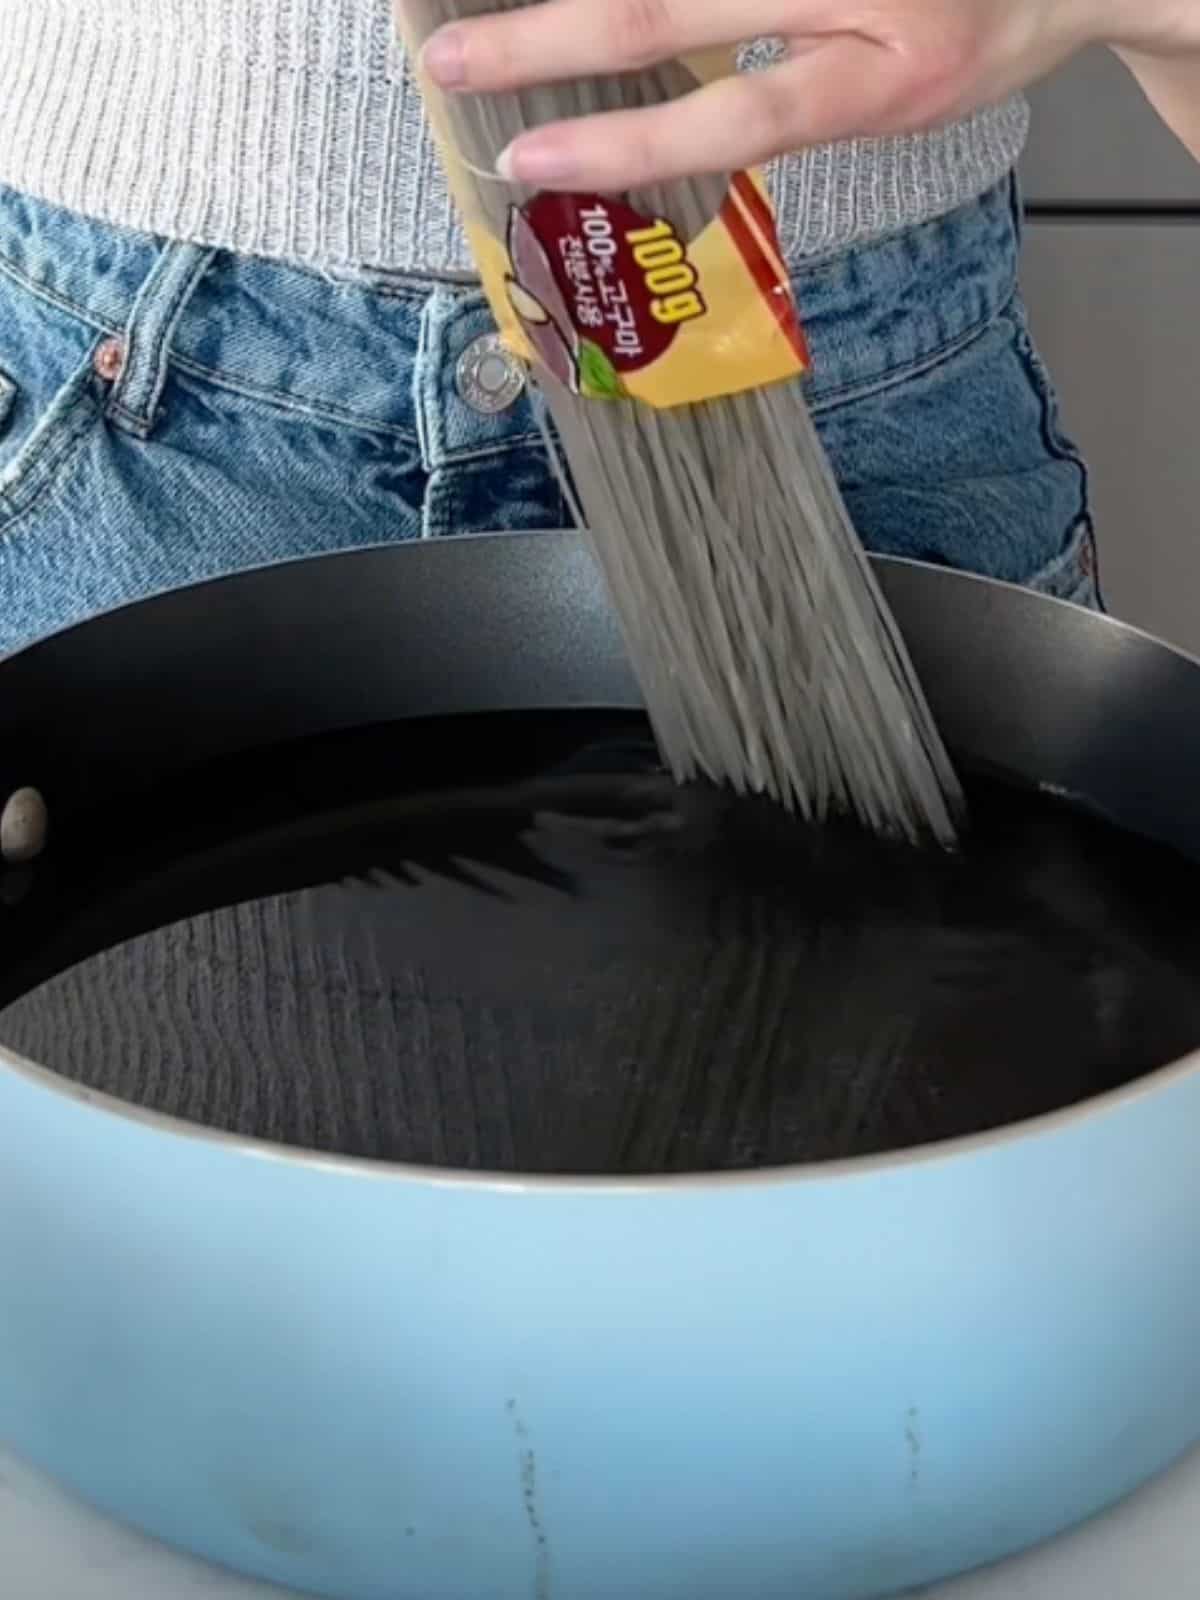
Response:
[108,242,217,438]
[414,288,450,477]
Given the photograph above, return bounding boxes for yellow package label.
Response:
[407,44,809,410]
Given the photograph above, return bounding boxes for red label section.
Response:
[515,194,707,381]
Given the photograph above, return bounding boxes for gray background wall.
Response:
[1020,49,1200,651]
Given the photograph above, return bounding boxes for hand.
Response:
[1118,45,1200,164]
[420,0,1196,189]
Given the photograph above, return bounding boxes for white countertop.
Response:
[4,1442,1200,1600]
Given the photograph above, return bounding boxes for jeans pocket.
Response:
[1009,306,1102,607]
[1027,515,1104,611]
[817,290,1095,590]
[0,269,106,531]
[1009,300,1091,484]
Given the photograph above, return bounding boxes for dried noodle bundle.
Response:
[402,0,964,847]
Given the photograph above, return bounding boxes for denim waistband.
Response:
[0,179,1021,441]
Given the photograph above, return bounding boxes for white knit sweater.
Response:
[0,0,1028,274]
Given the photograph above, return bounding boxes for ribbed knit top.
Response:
[0,0,1029,274]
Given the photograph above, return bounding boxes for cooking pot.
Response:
[0,530,1199,1600]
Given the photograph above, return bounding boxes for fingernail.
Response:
[496,137,578,187]
[422,27,466,88]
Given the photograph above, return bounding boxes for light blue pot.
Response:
[0,534,1197,1600]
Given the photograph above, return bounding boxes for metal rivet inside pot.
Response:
[456,333,526,415]
[1,786,48,864]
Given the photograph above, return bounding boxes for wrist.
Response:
[1112,38,1200,163]
[1096,0,1200,53]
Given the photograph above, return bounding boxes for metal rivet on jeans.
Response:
[93,337,126,382]
[455,334,526,415]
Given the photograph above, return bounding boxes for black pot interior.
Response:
[0,534,1199,1174]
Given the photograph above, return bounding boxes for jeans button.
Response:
[456,333,526,415]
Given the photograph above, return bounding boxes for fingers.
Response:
[421,0,837,92]
[492,41,898,190]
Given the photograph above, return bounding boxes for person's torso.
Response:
[0,0,1028,274]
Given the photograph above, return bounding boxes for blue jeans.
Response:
[0,176,1096,659]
